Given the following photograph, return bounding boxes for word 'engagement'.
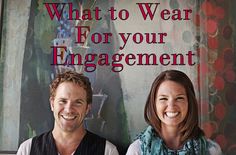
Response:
[44,2,194,72]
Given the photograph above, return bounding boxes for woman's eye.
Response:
[176,97,184,100]
[159,98,167,101]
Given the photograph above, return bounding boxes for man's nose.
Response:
[64,102,73,112]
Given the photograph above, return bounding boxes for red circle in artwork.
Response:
[214,76,225,90]
[208,37,219,49]
[206,19,218,35]
[201,1,214,17]
[215,134,227,150]
[202,122,217,138]
[214,103,226,121]
[213,58,224,71]
[225,70,236,82]
[214,6,225,19]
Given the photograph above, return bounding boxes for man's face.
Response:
[50,82,91,133]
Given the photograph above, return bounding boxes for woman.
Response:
[126,70,222,155]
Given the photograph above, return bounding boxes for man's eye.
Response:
[59,100,66,104]
[74,101,84,106]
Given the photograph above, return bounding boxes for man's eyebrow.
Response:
[74,99,86,102]
[58,97,67,100]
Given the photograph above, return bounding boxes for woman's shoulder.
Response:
[126,139,141,155]
[206,139,222,155]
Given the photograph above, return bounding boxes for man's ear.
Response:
[86,103,91,115]
[49,97,54,111]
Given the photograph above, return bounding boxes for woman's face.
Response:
[155,80,188,129]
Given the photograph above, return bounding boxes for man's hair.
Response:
[49,71,92,104]
[144,70,204,143]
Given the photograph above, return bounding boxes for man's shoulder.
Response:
[16,138,33,155]
[86,130,106,143]
[86,131,119,155]
[87,131,105,139]
[33,131,52,140]
[17,131,52,155]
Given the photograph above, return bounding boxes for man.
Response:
[17,71,119,155]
